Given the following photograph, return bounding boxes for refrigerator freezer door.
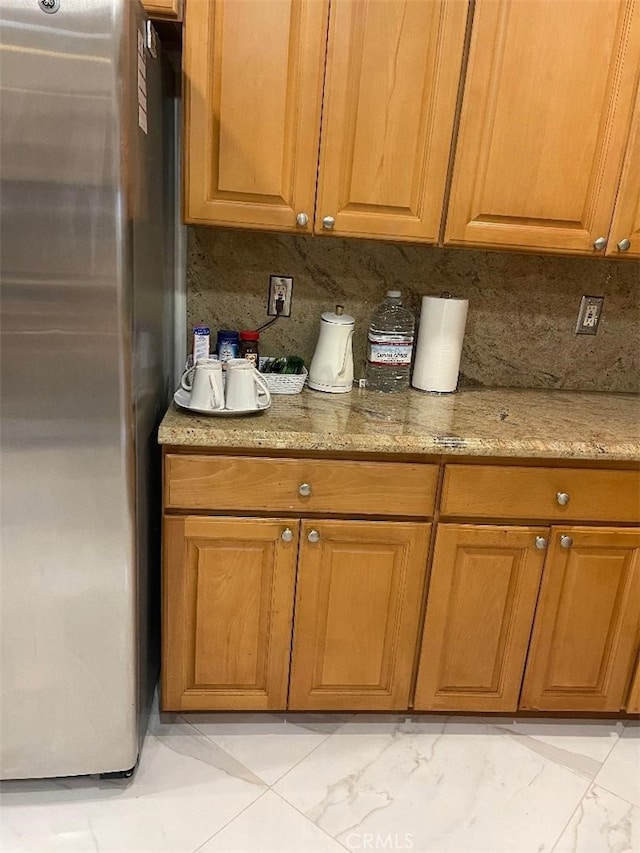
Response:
[0,0,168,778]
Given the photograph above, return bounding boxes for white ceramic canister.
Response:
[308,305,354,393]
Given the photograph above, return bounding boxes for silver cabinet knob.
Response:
[322,216,335,230]
[281,528,293,543]
[535,536,547,550]
[307,529,320,543]
[298,483,312,497]
[296,212,309,227]
[556,492,570,506]
[593,236,607,251]
[560,534,573,549]
[617,238,631,252]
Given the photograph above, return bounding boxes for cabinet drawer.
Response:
[165,455,438,517]
[441,465,640,523]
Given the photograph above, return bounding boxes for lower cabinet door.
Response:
[627,655,640,713]
[288,520,431,710]
[413,525,547,712]
[162,516,298,711]
[521,527,640,712]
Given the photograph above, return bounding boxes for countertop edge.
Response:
[157,428,639,462]
[158,390,640,463]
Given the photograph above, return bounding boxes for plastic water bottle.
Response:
[365,291,415,392]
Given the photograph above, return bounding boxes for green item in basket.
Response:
[261,356,306,375]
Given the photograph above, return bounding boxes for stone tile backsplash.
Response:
[188,227,639,393]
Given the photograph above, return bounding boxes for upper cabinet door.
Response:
[444,0,640,255]
[142,0,183,21]
[607,87,640,258]
[315,0,468,242]
[183,0,329,231]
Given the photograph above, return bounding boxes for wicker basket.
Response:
[259,357,307,395]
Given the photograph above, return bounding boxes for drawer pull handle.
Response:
[535,536,547,550]
[556,492,570,506]
[307,529,320,543]
[299,483,312,497]
[560,534,573,549]
[281,528,293,543]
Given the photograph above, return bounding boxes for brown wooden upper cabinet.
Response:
[444,0,640,256]
[183,0,469,239]
[142,0,183,21]
[183,0,329,230]
[315,0,468,241]
[607,85,640,258]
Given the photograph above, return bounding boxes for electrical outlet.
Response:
[268,275,293,317]
[575,295,604,335]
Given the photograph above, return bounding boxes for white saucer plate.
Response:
[173,387,270,417]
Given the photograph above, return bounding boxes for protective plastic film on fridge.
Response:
[0,0,176,778]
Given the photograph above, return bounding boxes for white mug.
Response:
[180,356,219,391]
[225,358,271,411]
[183,359,224,411]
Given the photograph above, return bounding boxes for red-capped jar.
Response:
[239,330,260,367]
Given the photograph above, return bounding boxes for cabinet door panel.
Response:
[445,0,640,254]
[627,654,640,713]
[607,87,640,258]
[142,0,182,21]
[289,520,430,710]
[414,525,546,711]
[316,0,467,241]
[184,0,328,230]
[521,527,640,711]
[162,516,298,711]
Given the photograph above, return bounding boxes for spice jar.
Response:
[239,330,260,367]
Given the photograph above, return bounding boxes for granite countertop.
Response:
[158,388,640,462]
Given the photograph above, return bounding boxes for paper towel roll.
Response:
[411,295,468,393]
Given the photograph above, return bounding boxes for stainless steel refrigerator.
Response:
[0,0,179,779]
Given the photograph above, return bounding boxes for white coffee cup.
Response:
[180,356,218,390]
[225,358,271,411]
[183,359,224,411]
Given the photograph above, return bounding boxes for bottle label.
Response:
[367,333,414,367]
[217,341,239,362]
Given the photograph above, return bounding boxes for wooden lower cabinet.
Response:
[521,527,640,712]
[627,655,640,713]
[162,516,298,711]
[414,525,546,712]
[288,520,431,710]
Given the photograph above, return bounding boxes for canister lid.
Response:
[322,304,354,325]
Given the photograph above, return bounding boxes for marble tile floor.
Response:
[1,705,638,853]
